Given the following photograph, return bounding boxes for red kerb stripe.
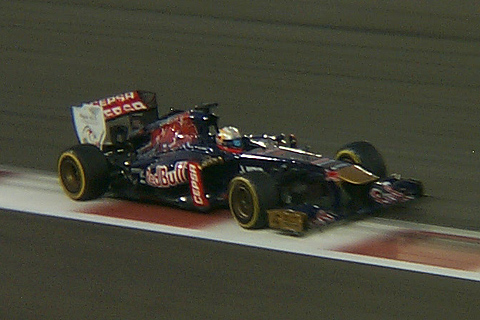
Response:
[339,230,480,271]
[0,170,16,179]
[78,201,231,229]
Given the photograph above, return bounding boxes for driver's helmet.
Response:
[216,126,242,148]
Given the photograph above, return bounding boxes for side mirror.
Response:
[289,134,298,148]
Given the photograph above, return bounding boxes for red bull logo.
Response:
[145,161,188,188]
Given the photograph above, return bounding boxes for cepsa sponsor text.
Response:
[188,162,209,207]
[81,92,148,120]
[98,92,137,107]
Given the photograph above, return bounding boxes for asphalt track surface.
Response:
[1,1,479,319]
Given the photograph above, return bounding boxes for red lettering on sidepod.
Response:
[188,163,209,207]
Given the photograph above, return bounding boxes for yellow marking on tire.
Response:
[58,151,86,200]
[336,150,361,164]
[228,177,260,228]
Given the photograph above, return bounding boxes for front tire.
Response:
[58,144,110,200]
[335,141,387,178]
[228,171,277,229]
[335,141,387,209]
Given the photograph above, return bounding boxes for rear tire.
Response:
[58,144,110,200]
[228,171,277,229]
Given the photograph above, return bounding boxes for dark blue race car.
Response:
[58,91,423,234]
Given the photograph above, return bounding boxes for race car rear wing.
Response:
[71,91,157,149]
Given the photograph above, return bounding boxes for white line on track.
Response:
[2,165,480,282]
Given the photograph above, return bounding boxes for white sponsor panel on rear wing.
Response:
[72,103,106,148]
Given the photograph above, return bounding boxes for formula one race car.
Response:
[58,90,423,234]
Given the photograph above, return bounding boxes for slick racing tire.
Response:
[335,141,387,209]
[58,144,110,201]
[335,141,387,178]
[228,171,277,229]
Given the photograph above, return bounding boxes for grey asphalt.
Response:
[1,1,479,319]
